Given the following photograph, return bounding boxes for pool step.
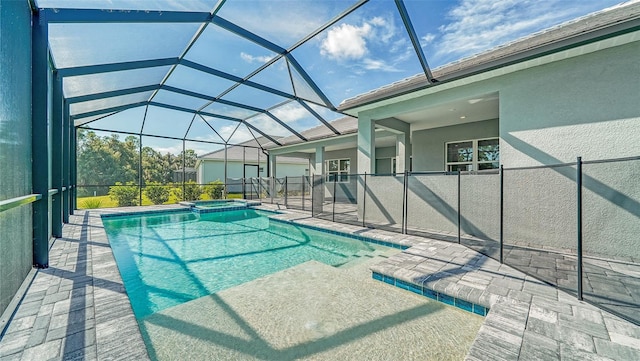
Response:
[370,269,489,316]
[337,254,389,270]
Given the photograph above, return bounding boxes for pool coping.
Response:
[1,204,638,360]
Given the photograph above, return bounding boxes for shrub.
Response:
[81,198,103,209]
[173,181,203,201]
[108,182,139,207]
[204,180,224,200]
[144,182,170,205]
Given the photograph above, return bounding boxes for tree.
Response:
[77,130,139,196]
[142,146,172,184]
[76,129,201,196]
[180,149,198,168]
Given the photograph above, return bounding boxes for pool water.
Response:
[102,209,393,319]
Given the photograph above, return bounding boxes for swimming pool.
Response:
[181,199,255,214]
[193,200,248,208]
[101,209,395,319]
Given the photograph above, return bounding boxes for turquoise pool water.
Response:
[102,209,391,319]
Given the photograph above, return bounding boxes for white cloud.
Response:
[319,14,409,73]
[362,58,401,72]
[369,16,387,27]
[270,103,308,124]
[368,16,396,44]
[421,33,436,46]
[245,114,292,137]
[320,14,402,61]
[153,145,183,155]
[320,22,372,60]
[432,0,612,62]
[240,52,274,64]
[215,1,332,45]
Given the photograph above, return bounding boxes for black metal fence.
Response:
[76,155,639,325]
[299,156,638,325]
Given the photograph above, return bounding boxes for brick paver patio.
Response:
[1,204,638,360]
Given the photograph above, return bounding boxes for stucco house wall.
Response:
[197,160,307,185]
[358,37,639,260]
[412,119,499,172]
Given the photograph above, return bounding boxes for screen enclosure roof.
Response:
[35,0,629,150]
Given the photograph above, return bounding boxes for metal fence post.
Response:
[138,134,143,206]
[284,176,288,207]
[402,170,408,234]
[577,156,583,300]
[457,169,461,244]
[311,174,315,217]
[362,172,367,228]
[332,175,337,222]
[302,176,306,211]
[500,164,504,264]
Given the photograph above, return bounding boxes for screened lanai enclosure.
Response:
[29,0,628,208]
[2,0,640,344]
[45,0,450,210]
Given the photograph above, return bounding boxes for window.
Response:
[326,158,350,182]
[446,138,499,171]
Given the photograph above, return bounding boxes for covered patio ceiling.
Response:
[36,0,622,151]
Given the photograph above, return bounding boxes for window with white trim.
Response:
[446,138,499,171]
[326,158,350,182]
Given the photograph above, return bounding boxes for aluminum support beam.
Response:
[181,60,295,100]
[285,55,334,109]
[395,0,434,82]
[66,84,159,104]
[32,10,50,268]
[43,8,212,24]
[297,100,340,135]
[58,57,178,77]
[62,101,70,223]
[71,126,77,213]
[51,72,64,237]
[72,101,148,122]
[212,15,286,54]
[265,111,307,141]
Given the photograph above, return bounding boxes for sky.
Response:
[41,0,627,155]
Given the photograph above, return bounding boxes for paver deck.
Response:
[1,204,638,360]
[314,201,640,325]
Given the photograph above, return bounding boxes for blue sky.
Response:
[42,0,626,155]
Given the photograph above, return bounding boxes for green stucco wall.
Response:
[0,0,33,316]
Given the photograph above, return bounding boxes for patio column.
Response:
[396,133,408,174]
[377,117,410,174]
[357,115,375,174]
[357,115,375,219]
[313,147,325,175]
